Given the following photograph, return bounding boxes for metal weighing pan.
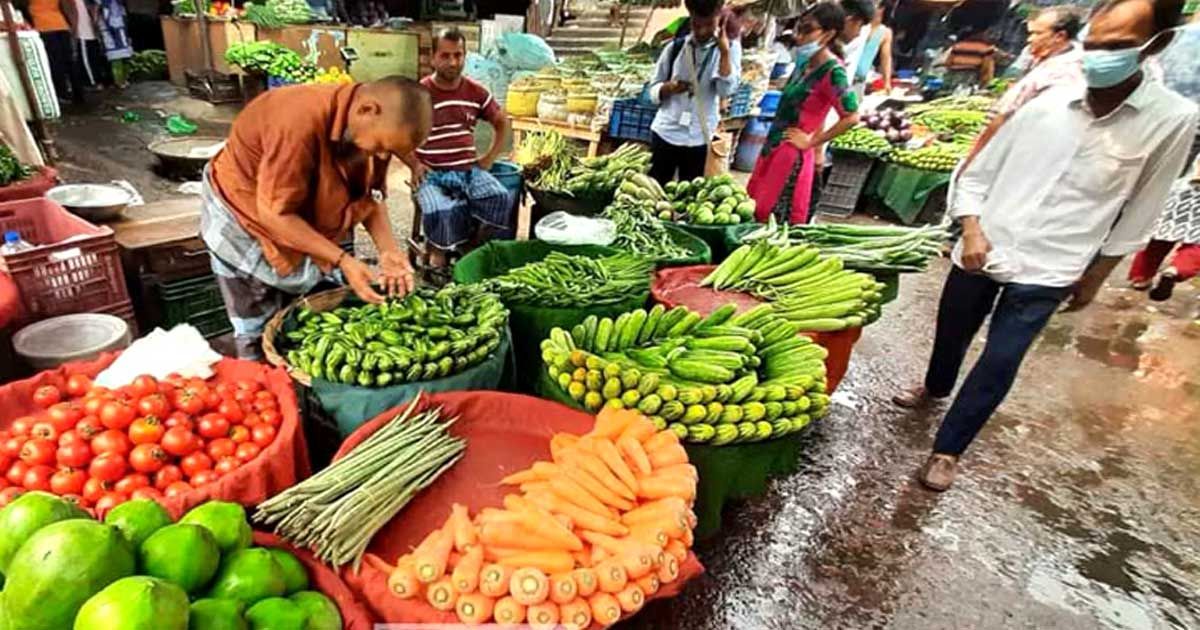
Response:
[45,183,134,222]
[148,136,226,180]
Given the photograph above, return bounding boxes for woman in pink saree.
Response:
[748,4,860,224]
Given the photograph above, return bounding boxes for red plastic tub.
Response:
[0,166,58,203]
[651,265,862,392]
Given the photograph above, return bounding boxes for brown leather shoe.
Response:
[919,454,959,491]
[892,385,942,408]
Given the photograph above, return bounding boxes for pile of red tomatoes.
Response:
[0,373,281,516]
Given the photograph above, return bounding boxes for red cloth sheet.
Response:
[0,272,20,329]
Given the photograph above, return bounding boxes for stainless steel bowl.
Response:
[45,183,133,222]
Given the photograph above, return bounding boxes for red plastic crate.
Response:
[0,198,130,325]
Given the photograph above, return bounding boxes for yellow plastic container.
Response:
[506,86,542,117]
[567,92,598,114]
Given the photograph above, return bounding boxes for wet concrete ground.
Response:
[48,84,1200,630]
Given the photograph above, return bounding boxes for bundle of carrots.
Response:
[365,406,698,627]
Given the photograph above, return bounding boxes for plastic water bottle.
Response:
[0,230,33,255]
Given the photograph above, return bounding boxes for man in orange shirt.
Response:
[201,77,430,359]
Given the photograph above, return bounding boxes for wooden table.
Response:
[510,116,605,158]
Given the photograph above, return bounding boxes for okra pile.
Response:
[703,242,886,332]
[486,252,653,308]
[541,303,830,445]
[282,284,508,387]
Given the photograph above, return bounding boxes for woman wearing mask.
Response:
[747,3,860,224]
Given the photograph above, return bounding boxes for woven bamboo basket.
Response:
[261,286,351,387]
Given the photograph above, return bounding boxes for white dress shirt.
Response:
[648,37,741,148]
[951,77,1199,287]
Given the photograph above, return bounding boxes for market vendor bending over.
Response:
[404,28,512,273]
[202,77,431,360]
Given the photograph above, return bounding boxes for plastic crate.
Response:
[729,84,752,117]
[0,197,130,325]
[816,151,878,217]
[158,274,231,339]
[609,98,656,143]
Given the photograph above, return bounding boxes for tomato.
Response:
[56,442,92,468]
[57,430,83,447]
[89,453,127,482]
[161,427,199,457]
[0,487,25,507]
[29,421,58,442]
[0,455,10,473]
[32,385,61,408]
[198,414,231,439]
[229,425,250,444]
[206,438,236,461]
[19,439,56,466]
[50,467,86,495]
[82,395,109,417]
[114,473,150,495]
[47,403,81,432]
[237,379,262,394]
[154,465,183,490]
[164,412,193,431]
[82,477,112,503]
[173,390,205,415]
[180,452,213,477]
[164,373,186,388]
[136,394,170,419]
[94,492,128,518]
[22,465,54,491]
[91,430,131,457]
[214,456,239,475]
[251,424,278,448]
[203,390,222,411]
[233,388,254,405]
[65,374,93,398]
[130,375,159,399]
[75,416,104,441]
[128,417,165,445]
[1,436,24,459]
[128,444,167,474]
[190,470,220,486]
[218,400,245,424]
[234,442,261,463]
[99,401,136,431]
[163,481,191,499]
[10,416,32,436]
[6,461,29,486]
[130,487,164,502]
[214,382,234,398]
[253,395,278,413]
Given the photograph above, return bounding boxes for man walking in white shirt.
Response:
[893,0,1199,492]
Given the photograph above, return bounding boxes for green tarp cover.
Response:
[652,225,713,267]
[453,241,651,391]
[669,222,746,263]
[310,329,513,437]
[868,163,952,225]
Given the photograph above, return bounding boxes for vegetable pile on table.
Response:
[860,107,913,145]
[126,49,167,81]
[257,397,464,568]
[908,95,996,115]
[886,143,968,173]
[541,303,829,444]
[561,143,651,198]
[514,129,576,192]
[663,174,756,226]
[704,242,886,331]
[367,407,698,627]
[0,373,281,513]
[0,494,342,629]
[741,219,948,272]
[485,252,652,308]
[829,126,894,156]
[224,41,316,83]
[911,109,989,139]
[602,175,693,262]
[281,284,508,387]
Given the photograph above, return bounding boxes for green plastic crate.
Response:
[158,274,232,338]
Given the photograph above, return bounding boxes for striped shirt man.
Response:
[417,75,501,170]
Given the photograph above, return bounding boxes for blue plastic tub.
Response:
[758,90,781,117]
[489,161,522,238]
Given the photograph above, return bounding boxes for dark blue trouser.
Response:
[925,266,1071,455]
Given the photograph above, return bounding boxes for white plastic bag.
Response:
[95,324,222,388]
[534,211,616,246]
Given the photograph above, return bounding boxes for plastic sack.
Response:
[533,210,616,246]
[495,32,556,71]
[253,532,375,629]
[464,52,511,105]
[95,324,222,388]
[334,391,704,624]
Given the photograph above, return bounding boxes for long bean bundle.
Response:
[486,252,652,307]
[740,219,947,273]
[255,396,465,570]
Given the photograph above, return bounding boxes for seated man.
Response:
[406,28,512,271]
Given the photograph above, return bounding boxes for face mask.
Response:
[793,40,822,64]
[1081,46,1142,88]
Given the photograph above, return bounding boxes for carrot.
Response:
[591,407,633,440]
[643,429,679,453]
[497,551,575,576]
[492,596,526,625]
[562,450,635,500]
[425,577,457,611]
[654,463,698,481]
[571,550,592,568]
[635,474,696,502]
[589,545,609,567]
[455,592,495,626]
[526,601,559,629]
[504,495,574,531]
[559,597,593,630]
[618,434,652,476]
[364,552,397,574]
[648,443,689,469]
[615,583,645,613]
[656,552,679,583]
[665,539,687,563]
[617,415,656,444]
[479,517,583,551]
[579,532,655,578]
[562,465,634,510]
[549,476,613,518]
[593,559,628,593]
[592,438,639,493]
[500,468,540,485]
[479,563,515,598]
[548,572,578,604]
[628,523,670,548]
[451,545,484,594]
[387,561,421,599]
[483,507,582,549]
[572,568,598,597]
[635,573,660,597]
[449,503,478,552]
[621,497,689,525]
[550,433,580,460]
[525,491,628,536]
[588,592,622,627]
[520,481,551,495]
[414,528,454,583]
[681,525,694,547]
[509,567,550,606]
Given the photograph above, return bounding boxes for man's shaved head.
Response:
[348,76,433,157]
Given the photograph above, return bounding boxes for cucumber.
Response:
[666,312,703,338]
[593,317,614,352]
[654,306,689,339]
[581,315,599,351]
[696,303,738,331]
[668,359,734,384]
[609,312,631,351]
[638,304,666,345]
[790,318,851,332]
[620,309,648,350]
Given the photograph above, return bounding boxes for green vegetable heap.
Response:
[602,173,693,262]
[126,49,167,81]
[282,284,508,387]
[514,129,576,191]
[704,241,886,331]
[911,109,988,136]
[225,41,315,83]
[741,218,948,273]
[486,252,652,308]
[830,127,893,157]
[0,145,31,186]
[886,143,967,172]
[562,143,651,197]
[663,174,756,225]
[542,303,829,444]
